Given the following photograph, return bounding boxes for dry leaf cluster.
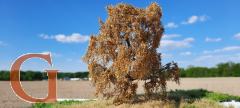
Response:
[82,2,181,105]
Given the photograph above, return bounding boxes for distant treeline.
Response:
[0,61,239,81]
[179,61,240,77]
[0,70,89,81]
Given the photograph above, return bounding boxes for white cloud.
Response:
[175,54,240,69]
[67,59,72,61]
[157,37,195,52]
[183,37,195,42]
[195,55,213,61]
[165,22,178,28]
[0,41,9,46]
[205,37,222,42]
[161,53,173,58]
[55,33,90,43]
[231,33,240,40]
[39,34,54,39]
[188,16,198,23]
[181,16,198,24]
[199,14,211,22]
[162,34,181,39]
[237,53,240,59]
[174,61,189,64]
[181,15,210,25]
[213,46,240,52]
[39,33,90,43]
[42,51,62,57]
[180,52,192,55]
[202,46,240,54]
[195,55,231,61]
[39,34,44,37]
[202,51,211,54]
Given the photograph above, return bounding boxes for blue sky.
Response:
[0,0,240,73]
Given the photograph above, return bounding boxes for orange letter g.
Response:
[10,53,60,103]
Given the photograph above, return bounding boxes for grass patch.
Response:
[27,88,240,108]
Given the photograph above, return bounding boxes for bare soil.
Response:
[0,77,240,108]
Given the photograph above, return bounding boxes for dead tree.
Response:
[82,2,181,105]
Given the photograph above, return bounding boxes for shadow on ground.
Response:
[30,88,240,108]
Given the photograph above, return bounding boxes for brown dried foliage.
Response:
[82,2,181,105]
